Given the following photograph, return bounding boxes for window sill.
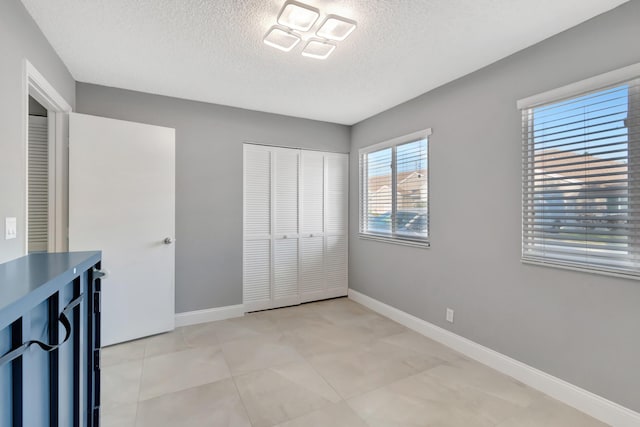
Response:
[521,258,640,281]
[359,233,430,249]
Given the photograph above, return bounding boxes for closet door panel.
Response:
[274,239,299,305]
[244,148,271,236]
[325,153,348,295]
[326,235,348,291]
[273,148,300,307]
[243,240,271,307]
[299,236,324,301]
[274,148,299,236]
[243,146,272,311]
[300,150,326,301]
[326,154,348,235]
[301,151,324,235]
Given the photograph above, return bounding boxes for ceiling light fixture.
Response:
[277,1,320,32]
[264,1,356,59]
[301,39,337,60]
[263,25,301,52]
[316,15,357,41]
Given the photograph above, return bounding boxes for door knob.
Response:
[163,237,174,245]
[93,268,108,279]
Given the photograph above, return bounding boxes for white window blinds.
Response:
[359,129,430,246]
[521,77,640,277]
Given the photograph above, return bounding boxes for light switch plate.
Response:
[5,217,17,240]
[446,308,454,323]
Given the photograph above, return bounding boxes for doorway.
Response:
[24,60,72,254]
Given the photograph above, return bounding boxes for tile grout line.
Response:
[228,367,256,427]
[216,329,256,427]
[132,354,146,427]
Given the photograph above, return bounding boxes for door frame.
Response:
[24,59,72,254]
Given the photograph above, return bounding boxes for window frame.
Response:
[358,128,431,248]
[518,62,640,279]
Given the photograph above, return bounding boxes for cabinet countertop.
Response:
[0,251,101,327]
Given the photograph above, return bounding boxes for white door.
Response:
[69,113,175,346]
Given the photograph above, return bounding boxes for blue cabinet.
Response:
[0,252,102,426]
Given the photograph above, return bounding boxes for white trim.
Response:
[175,304,245,327]
[24,59,72,255]
[25,61,72,113]
[348,289,640,427]
[517,61,640,109]
[359,128,432,154]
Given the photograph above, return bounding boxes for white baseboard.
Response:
[348,289,640,427]
[175,304,245,327]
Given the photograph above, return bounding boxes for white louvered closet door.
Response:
[299,151,325,302]
[28,115,49,253]
[243,145,272,311]
[243,145,347,312]
[325,153,349,293]
[273,148,300,308]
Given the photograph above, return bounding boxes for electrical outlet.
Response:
[5,217,17,240]
[446,308,454,323]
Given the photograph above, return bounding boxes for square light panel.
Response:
[301,39,336,60]
[278,1,320,32]
[316,15,357,41]
[263,26,301,52]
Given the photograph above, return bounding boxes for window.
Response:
[520,65,640,277]
[359,129,430,246]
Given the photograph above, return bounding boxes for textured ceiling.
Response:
[21,0,627,125]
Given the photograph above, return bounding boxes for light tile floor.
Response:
[100,297,608,427]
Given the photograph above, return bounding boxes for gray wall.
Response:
[76,83,350,312]
[349,1,640,411]
[0,0,75,263]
